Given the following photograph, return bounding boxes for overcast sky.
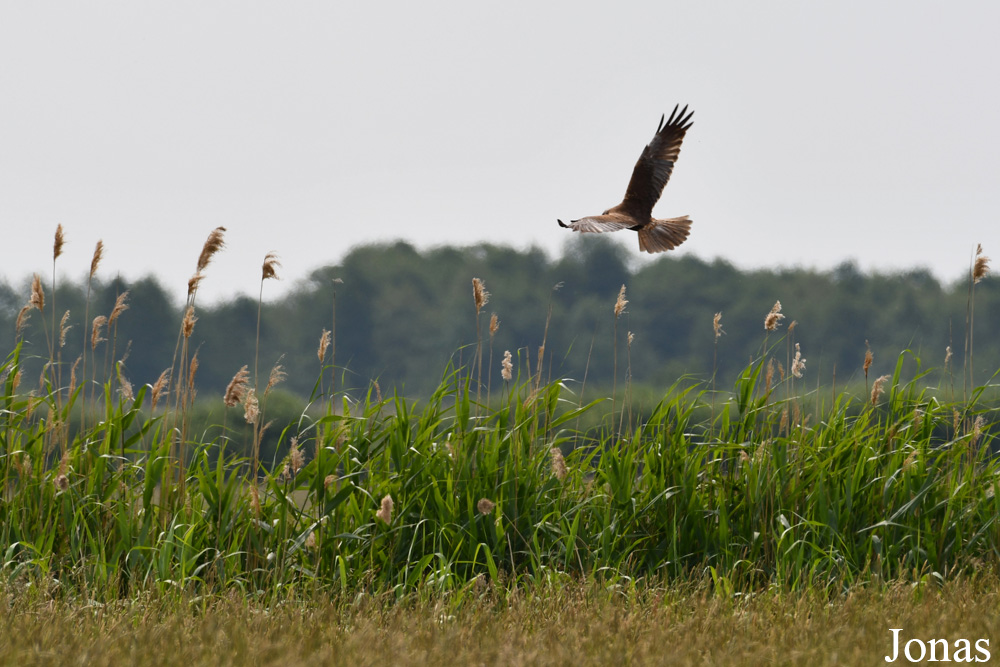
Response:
[2,2,998,304]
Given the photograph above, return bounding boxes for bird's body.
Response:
[558,105,695,253]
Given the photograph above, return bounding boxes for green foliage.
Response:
[2,335,1000,601]
[2,233,999,603]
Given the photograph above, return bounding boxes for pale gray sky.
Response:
[2,2,998,303]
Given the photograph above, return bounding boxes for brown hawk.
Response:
[558,105,694,253]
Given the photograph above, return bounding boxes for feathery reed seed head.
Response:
[249,485,261,517]
[68,355,81,396]
[317,329,331,363]
[763,300,784,331]
[197,227,227,272]
[376,494,394,524]
[791,343,806,378]
[945,345,953,367]
[91,316,107,350]
[614,285,628,318]
[54,473,69,492]
[243,388,259,424]
[477,498,495,515]
[90,240,104,278]
[489,313,499,337]
[224,365,250,407]
[863,341,874,378]
[151,369,171,410]
[266,362,286,394]
[188,353,199,393]
[472,278,489,314]
[59,310,71,348]
[15,305,31,336]
[30,274,44,311]
[974,244,991,284]
[972,415,986,448]
[501,350,513,381]
[261,252,281,280]
[550,447,567,481]
[119,376,134,402]
[109,291,130,325]
[713,312,724,340]
[181,306,196,339]
[53,224,65,261]
[187,272,204,299]
[871,374,891,405]
[289,438,304,475]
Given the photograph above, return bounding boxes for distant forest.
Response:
[2,237,995,401]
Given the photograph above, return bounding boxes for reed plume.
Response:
[764,300,784,332]
[151,369,171,410]
[973,244,991,284]
[53,224,65,261]
[109,291,130,327]
[612,285,628,431]
[550,447,568,481]
[181,306,196,339]
[288,437,304,476]
[870,374,890,406]
[30,274,44,312]
[471,278,489,408]
[81,240,103,431]
[90,240,104,278]
[967,244,990,401]
[376,494,394,524]
[477,498,495,515]
[261,252,281,281]
[266,361,286,395]
[255,252,281,397]
[15,305,31,338]
[317,329,331,364]
[472,278,490,314]
[196,226,227,275]
[58,311,71,348]
[243,388,259,424]
[49,226,64,392]
[791,343,806,379]
[91,316,107,350]
[224,366,251,408]
[486,313,499,405]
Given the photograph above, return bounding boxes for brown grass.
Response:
[4,580,1000,666]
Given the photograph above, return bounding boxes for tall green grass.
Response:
[1,228,998,603]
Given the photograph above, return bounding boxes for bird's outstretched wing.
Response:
[558,216,631,234]
[619,105,694,218]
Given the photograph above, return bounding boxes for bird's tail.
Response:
[637,216,692,253]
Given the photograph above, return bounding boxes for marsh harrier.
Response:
[558,105,694,253]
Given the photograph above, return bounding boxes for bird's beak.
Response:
[557,219,568,228]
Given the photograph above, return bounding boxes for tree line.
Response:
[2,236,995,402]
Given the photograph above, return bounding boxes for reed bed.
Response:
[1,226,998,609]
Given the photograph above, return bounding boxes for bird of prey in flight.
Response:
[558,105,694,253]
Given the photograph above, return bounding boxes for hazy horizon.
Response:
[3,3,998,304]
